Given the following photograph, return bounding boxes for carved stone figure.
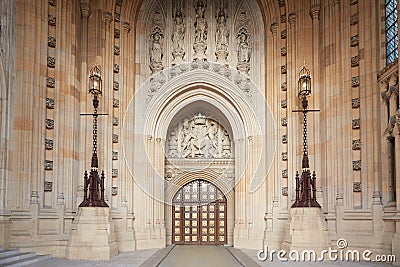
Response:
[166,114,232,159]
[237,29,251,63]
[172,0,185,63]
[236,28,251,74]
[193,0,208,60]
[215,1,229,63]
[149,27,164,74]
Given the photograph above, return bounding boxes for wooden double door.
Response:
[172,180,227,245]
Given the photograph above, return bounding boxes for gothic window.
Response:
[385,0,398,65]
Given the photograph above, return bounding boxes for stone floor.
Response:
[26,246,396,267]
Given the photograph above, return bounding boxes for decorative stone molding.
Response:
[350,34,359,47]
[350,0,358,5]
[149,26,164,74]
[282,152,288,161]
[352,118,360,129]
[45,139,54,150]
[352,139,361,150]
[282,187,288,196]
[281,100,287,108]
[281,29,287,39]
[281,47,287,56]
[113,99,119,108]
[48,36,56,48]
[112,151,118,160]
[282,134,287,144]
[114,28,120,38]
[114,46,120,55]
[113,81,119,91]
[44,181,53,192]
[47,56,55,68]
[145,62,255,104]
[112,187,118,196]
[46,119,54,129]
[114,12,120,22]
[112,134,119,143]
[270,23,277,34]
[282,169,288,178]
[351,55,359,67]
[46,98,55,109]
[113,117,119,126]
[351,76,360,87]
[123,22,131,32]
[49,0,56,6]
[281,82,287,91]
[280,14,286,23]
[352,160,361,171]
[166,113,232,159]
[44,160,53,170]
[30,191,39,204]
[350,14,359,25]
[48,15,56,26]
[278,0,285,7]
[113,64,119,74]
[351,98,360,108]
[47,77,55,88]
[116,0,122,6]
[281,65,287,74]
[353,182,361,192]
[112,169,118,177]
[281,117,287,126]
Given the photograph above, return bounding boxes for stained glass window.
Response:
[386,0,398,65]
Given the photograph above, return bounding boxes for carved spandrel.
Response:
[166,113,232,159]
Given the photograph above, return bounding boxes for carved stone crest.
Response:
[166,113,232,159]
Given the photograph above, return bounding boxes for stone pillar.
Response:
[67,207,118,260]
[392,85,400,265]
[282,208,330,254]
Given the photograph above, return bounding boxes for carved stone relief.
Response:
[352,118,360,129]
[350,14,359,25]
[113,99,119,108]
[46,119,54,129]
[114,28,120,38]
[46,98,55,109]
[45,139,54,150]
[352,139,361,150]
[48,15,56,26]
[353,160,361,171]
[113,81,119,91]
[353,182,361,192]
[282,134,287,144]
[112,169,118,177]
[281,65,287,74]
[172,0,185,64]
[351,55,359,67]
[166,113,232,159]
[193,0,208,60]
[215,0,229,63]
[282,152,287,161]
[351,76,360,87]
[44,160,53,170]
[282,187,288,196]
[281,100,287,108]
[282,169,288,178]
[44,181,53,191]
[112,151,118,160]
[47,56,55,68]
[351,98,360,108]
[281,29,287,39]
[47,77,55,88]
[281,82,287,91]
[350,34,359,47]
[112,134,119,143]
[113,117,119,126]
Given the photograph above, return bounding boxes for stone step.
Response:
[0,252,36,265]
[0,249,19,259]
[2,254,52,267]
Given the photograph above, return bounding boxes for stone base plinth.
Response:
[282,207,330,254]
[66,207,118,260]
[392,233,400,266]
